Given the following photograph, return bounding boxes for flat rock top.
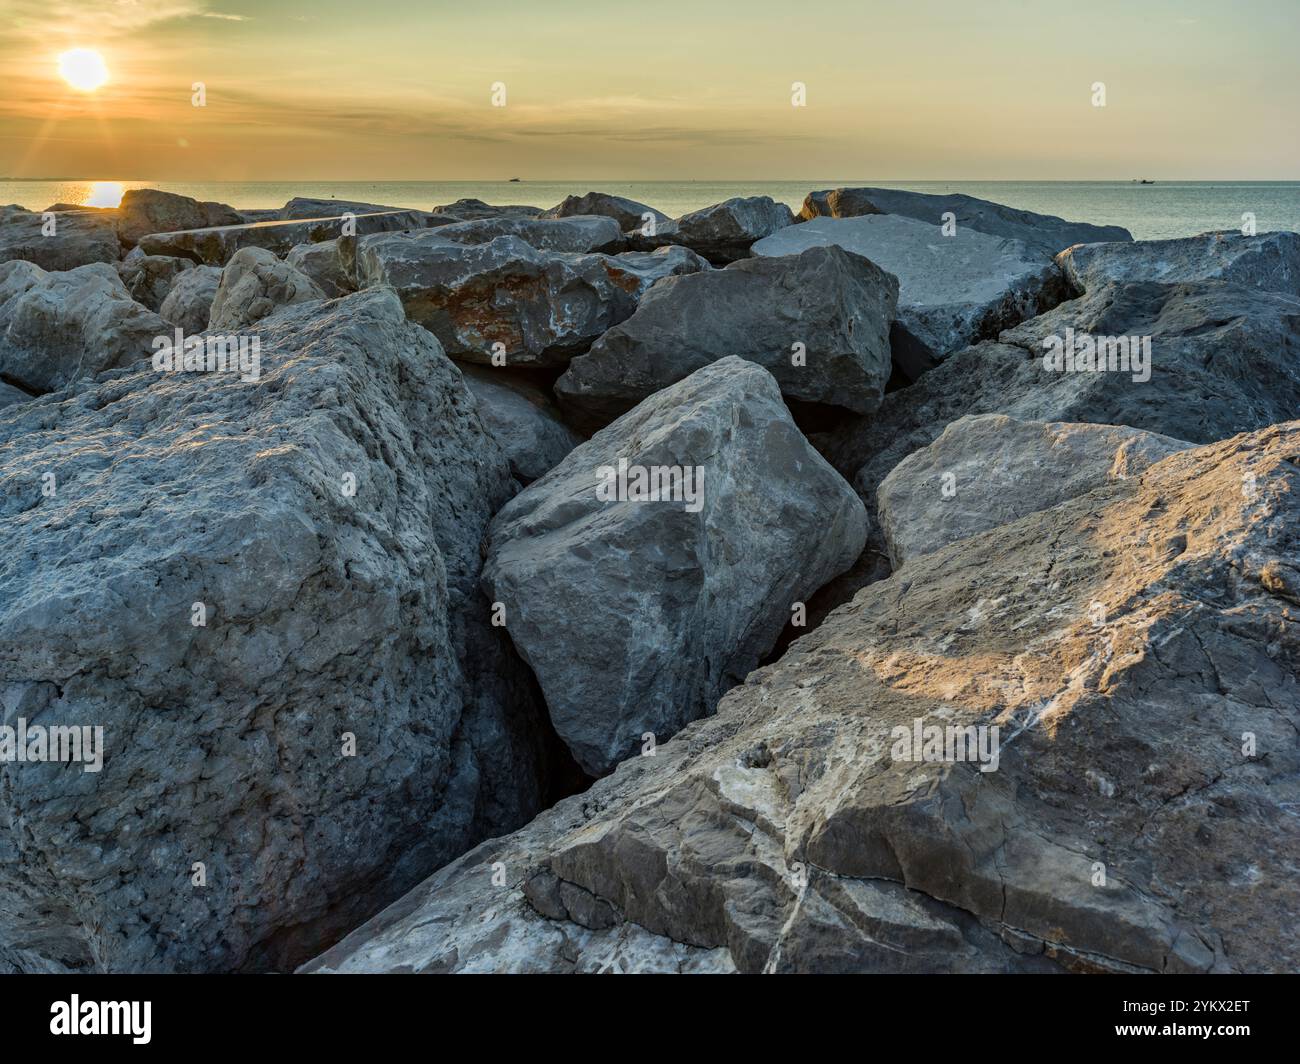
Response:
[753,215,1052,306]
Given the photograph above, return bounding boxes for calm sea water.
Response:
[3,179,1297,242]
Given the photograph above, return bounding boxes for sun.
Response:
[57,49,109,92]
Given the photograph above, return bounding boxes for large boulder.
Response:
[430,198,543,221]
[304,422,1300,974]
[115,188,241,247]
[158,265,222,334]
[1057,230,1300,296]
[279,196,413,220]
[0,208,122,270]
[138,210,428,266]
[431,215,623,254]
[876,413,1189,566]
[663,196,795,263]
[208,247,326,331]
[0,288,554,973]
[0,261,166,392]
[483,357,867,777]
[286,238,357,298]
[459,366,583,484]
[541,192,671,236]
[801,187,1133,257]
[116,248,195,310]
[753,215,1066,362]
[356,233,709,366]
[555,245,897,432]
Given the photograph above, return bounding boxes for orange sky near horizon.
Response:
[1,0,1297,181]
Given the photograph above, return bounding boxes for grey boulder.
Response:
[0,260,166,392]
[432,215,623,254]
[158,266,222,334]
[0,208,122,270]
[555,244,897,432]
[460,365,583,483]
[430,198,543,221]
[208,247,326,331]
[876,413,1189,565]
[356,232,709,366]
[663,195,796,263]
[483,357,867,776]
[305,422,1300,974]
[115,188,241,247]
[753,214,1067,362]
[286,238,358,298]
[0,288,552,973]
[116,248,195,310]
[541,192,671,236]
[1058,230,1300,296]
[802,186,1133,257]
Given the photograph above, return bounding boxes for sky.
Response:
[0,0,1296,181]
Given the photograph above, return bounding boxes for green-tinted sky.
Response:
[1,0,1296,179]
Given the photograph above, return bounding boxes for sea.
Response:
[2,179,1297,242]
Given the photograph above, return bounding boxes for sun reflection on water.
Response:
[83,181,124,208]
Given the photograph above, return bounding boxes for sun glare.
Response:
[84,181,125,208]
[57,49,109,92]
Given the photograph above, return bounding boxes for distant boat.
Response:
[508,177,521,182]
[1135,179,1155,184]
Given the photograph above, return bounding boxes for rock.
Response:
[753,215,1066,362]
[541,192,671,235]
[115,188,242,247]
[115,248,195,310]
[304,421,1300,974]
[555,245,897,432]
[0,261,166,392]
[666,195,796,263]
[1058,230,1300,296]
[237,209,283,224]
[356,233,709,366]
[138,210,428,266]
[0,380,32,408]
[158,266,222,334]
[483,357,867,776]
[801,187,1133,257]
[824,280,1300,553]
[432,215,623,255]
[0,288,554,973]
[430,198,543,221]
[0,208,122,270]
[286,238,357,298]
[208,247,326,331]
[459,366,583,483]
[279,196,414,220]
[876,413,1190,566]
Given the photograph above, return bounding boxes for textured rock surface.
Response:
[115,188,241,247]
[431,215,623,255]
[460,365,583,484]
[286,239,357,298]
[1057,230,1300,296]
[305,422,1300,974]
[0,261,166,392]
[876,413,1189,566]
[116,248,195,310]
[0,208,122,271]
[209,247,326,330]
[431,198,543,221]
[555,245,897,431]
[357,233,709,365]
[0,288,553,973]
[665,196,796,263]
[541,192,671,235]
[139,211,428,266]
[753,215,1066,360]
[484,358,867,776]
[279,197,413,220]
[0,381,31,408]
[158,266,222,334]
[801,187,1133,257]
